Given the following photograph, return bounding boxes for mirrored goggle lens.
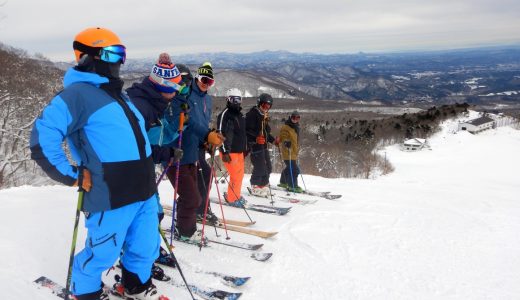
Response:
[261,103,271,109]
[99,45,126,64]
[228,95,242,104]
[162,79,186,93]
[199,75,215,86]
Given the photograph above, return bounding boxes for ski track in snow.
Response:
[1,113,520,299]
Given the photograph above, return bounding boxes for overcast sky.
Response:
[1,0,519,61]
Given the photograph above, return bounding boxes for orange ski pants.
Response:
[222,152,245,202]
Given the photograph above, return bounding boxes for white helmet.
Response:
[226,88,242,98]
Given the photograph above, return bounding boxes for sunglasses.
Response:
[197,75,215,86]
[228,95,242,104]
[291,115,300,120]
[99,45,126,64]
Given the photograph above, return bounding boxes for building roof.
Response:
[466,116,494,126]
[403,138,426,146]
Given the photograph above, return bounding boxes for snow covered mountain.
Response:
[1,113,519,299]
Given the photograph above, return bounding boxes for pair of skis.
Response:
[269,185,342,200]
[35,268,244,300]
[246,187,318,205]
[161,227,273,262]
[209,197,291,215]
[154,248,250,288]
[162,207,278,239]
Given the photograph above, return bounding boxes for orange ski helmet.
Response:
[73,27,124,62]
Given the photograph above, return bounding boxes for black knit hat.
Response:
[197,62,213,79]
[176,63,193,86]
[257,93,273,106]
[291,110,300,117]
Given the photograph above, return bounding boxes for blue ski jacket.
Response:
[164,81,212,165]
[30,68,157,212]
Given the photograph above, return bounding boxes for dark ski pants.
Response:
[71,196,160,296]
[166,163,201,237]
[280,160,300,187]
[250,147,272,187]
[196,148,212,215]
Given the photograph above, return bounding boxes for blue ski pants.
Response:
[71,195,160,295]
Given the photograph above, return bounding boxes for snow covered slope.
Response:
[1,119,519,299]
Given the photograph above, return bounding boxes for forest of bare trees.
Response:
[0,43,63,188]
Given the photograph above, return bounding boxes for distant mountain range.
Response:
[115,47,520,105]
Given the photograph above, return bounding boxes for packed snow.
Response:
[1,116,519,299]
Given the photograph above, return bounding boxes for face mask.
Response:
[93,59,121,79]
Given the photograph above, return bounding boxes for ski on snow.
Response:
[209,197,291,216]
[269,185,342,200]
[112,268,241,300]
[217,218,256,227]
[162,228,272,262]
[34,276,172,300]
[34,276,71,299]
[162,209,277,238]
[155,248,251,287]
[162,205,256,227]
[246,187,318,205]
[201,220,278,239]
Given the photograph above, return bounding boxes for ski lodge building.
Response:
[458,116,495,134]
[401,138,429,151]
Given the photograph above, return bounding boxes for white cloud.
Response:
[1,0,519,61]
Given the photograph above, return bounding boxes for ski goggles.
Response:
[99,45,126,64]
[197,75,215,86]
[291,115,300,120]
[260,102,272,110]
[227,95,242,104]
[157,77,187,93]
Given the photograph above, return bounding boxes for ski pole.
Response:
[211,165,230,240]
[266,146,276,205]
[197,162,219,237]
[218,169,229,184]
[156,158,174,186]
[288,148,296,193]
[199,147,217,250]
[158,228,195,300]
[299,172,308,192]
[170,111,186,246]
[64,167,85,300]
[214,162,254,223]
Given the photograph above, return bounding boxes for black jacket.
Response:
[126,77,174,163]
[217,105,247,153]
[245,106,275,151]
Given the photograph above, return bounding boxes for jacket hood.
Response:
[285,118,300,134]
[126,77,170,113]
[63,67,110,88]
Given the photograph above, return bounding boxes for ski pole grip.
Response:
[178,112,185,132]
[77,165,85,192]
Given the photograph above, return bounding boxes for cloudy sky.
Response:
[1,0,519,61]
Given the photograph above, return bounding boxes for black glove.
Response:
[283,141,292,148]
[170,148,183,162]
[221,153,231,163]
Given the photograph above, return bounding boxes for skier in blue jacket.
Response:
[30,28,164,300]
[164,63,224,241]
[187,63,220,224]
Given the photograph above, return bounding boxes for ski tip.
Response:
[251,252,273,262]
[232,277,251,287]
[251,244,264,250]
[228,292,243,300]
